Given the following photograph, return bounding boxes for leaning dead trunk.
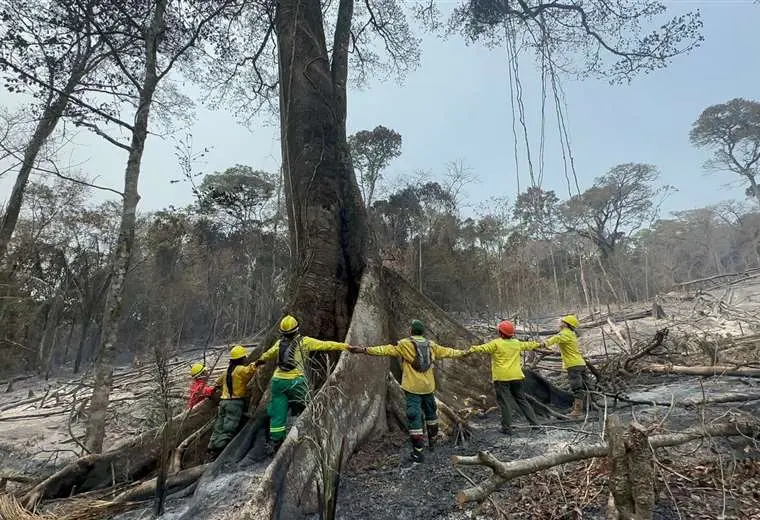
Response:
[0,65,87,261]
[84,0,167,454]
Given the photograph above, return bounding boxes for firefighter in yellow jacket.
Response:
[542,314,590,418]
[254,315,350,451]
[208,345,257,455]
[466,320,542,435]
[349,319,467,463]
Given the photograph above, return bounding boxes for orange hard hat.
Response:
[498,320,515,338]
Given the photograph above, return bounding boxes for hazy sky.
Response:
[2,1,759,219]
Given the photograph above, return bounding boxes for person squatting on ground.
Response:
[208,345,257,456]
[466,320,542,435]
[255,315,351,451]
[187,362,218,409]
[542,314,591,418]
[349,319,468,463]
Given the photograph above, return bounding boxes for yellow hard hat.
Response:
[561,315,579,329]
[230,345,248,360]
[279,315,299,334]
[190,363,205,377]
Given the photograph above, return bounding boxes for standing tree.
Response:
[348,125,402,207]
[560,163,669,260]
[17,0,704,516]
[690,98,760,207]
[83,0,241,454]
[0,0,141,262]
[173,1,704,518]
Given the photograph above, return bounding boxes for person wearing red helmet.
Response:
[466,320,542,435]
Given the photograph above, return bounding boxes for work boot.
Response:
[500,426,513,436]
[265,439,284,456]
[569,398,583,418]
[409,448,424,463]
[427,424,439,452]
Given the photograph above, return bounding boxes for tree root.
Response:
[20,400,215,508]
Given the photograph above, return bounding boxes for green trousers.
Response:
[268,376,308,441]
[208,398,245,452]
[405,391,438,437]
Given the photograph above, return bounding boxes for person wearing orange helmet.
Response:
[466,320,542,435]
[541,315,589,418]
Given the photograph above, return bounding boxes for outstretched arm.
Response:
[467,340,498,355]
[302,336,349,352]
[432,342,468,359]
[255,341,280,366]
[364,344,400,357]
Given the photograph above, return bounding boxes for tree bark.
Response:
[277,0,366,343]
[84,0,167,454]
[175,267,389,520]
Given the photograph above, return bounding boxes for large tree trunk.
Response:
[0,67,86,262]
[277,0,366,341]
[84,0,167,454]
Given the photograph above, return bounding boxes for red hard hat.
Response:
[498,320,515,338]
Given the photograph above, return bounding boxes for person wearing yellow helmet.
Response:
[208,345,258,455]
[254,315,355,451]
[541,314,590,418]
[187,362,218,409]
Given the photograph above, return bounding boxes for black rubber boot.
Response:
[410,436,425,463]
[427,424,439,452]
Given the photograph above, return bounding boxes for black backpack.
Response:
[409,337,433,372]
[277,335,303,371]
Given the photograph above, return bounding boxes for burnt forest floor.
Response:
[329,374,760,520]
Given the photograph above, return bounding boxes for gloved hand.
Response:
[347,345,366,354]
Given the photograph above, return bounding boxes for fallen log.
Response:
[515,308,654,337]
[112,464,210,503]
[453,421,759,504]
[612,392,760,409]
[622,328,669,372]
[639,364,760,378]
[21,399,216,508]
[169,420,214,473]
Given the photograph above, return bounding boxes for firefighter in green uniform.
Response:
[255,315,351,451]
[349,319,467,463]
[208,345,257,456]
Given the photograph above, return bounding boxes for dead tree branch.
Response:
[452,421,759,504]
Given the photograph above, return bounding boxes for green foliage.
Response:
[195,165,276,228]
[690,98,760,204]
[561,163,672,258]
[446,0,703,82]
[348,126,402,207]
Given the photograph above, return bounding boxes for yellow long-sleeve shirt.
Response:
[260,335,348,380]
[215,364,257,399]
[545,328,586,369]
[468,338,541,382]
[366,335,466,394]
